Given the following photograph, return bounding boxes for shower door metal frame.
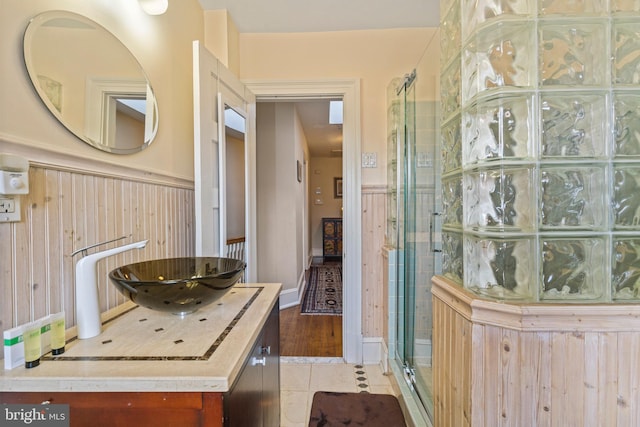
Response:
[393,68,437,423]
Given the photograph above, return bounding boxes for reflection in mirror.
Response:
[223,105,247,264]
[23,11,159,154]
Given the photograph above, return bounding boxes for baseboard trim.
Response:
[279,272,307,310]
[362,337,386,367]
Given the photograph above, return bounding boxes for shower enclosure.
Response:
[386,32,441,425]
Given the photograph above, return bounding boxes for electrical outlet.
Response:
[0,197,20,222]
[0,198,15,213]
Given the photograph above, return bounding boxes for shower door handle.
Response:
[430,212,442,253]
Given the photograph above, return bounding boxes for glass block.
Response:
[441,3,461,67]
[462,21,535,103]
[612,0,640,13]
[442,231,464,284]
[539,0,606,16]
[613,167,640,229]
[540,236,607,300]
[464,235,535,299]
[540,166,607,230]
[464,167,535,232]
[612,237,640,300]
[462,94,534,165]
[613,21,640,85]
[461,0,533,40]
[540,92,607,158]
[440,0,457,19]
[441,117,462,173]
[441,59,461,120]
[442,175,463,228]
[614,92,640,158]
[539,21,607,87]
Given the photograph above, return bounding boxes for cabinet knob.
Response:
[251,357,266,366]
[260,345,271,355]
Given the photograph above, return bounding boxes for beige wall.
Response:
[239,28,437,186]
[0,0,204,181]
[309,156,343,255]
[0,1,202,331]
[204,10,240,76]
[1,2,440,344]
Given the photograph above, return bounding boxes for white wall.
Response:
[256,103,309,294]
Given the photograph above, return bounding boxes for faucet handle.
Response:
[71,235,132,257]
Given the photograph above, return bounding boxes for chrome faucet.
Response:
[72,236,148,339]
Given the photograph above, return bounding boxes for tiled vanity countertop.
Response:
[0,283,281,393]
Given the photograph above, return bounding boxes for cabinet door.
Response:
[323,220,336,237]
[224,336,264,426]
[224,302,280,427]
[262,304,280,427]
[0,392,222,427]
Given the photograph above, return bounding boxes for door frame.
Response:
[244,79,363,363]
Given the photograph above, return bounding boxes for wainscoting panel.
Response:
[0,164,194,333]
[432,276,640,427]
[361,186,386,338]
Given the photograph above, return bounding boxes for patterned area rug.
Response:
[301,265,342,315]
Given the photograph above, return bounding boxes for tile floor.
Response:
[280,357,398,427]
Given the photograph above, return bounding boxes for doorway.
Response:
[246,79,363,363]
[266,98,344,357]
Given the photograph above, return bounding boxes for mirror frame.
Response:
[22,10,159,154]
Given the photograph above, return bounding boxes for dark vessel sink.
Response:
[109,257,246,314]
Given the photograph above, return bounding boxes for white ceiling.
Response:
[198,0,440,33]
[200,0,440,157]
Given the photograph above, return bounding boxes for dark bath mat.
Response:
[308,391,406,426]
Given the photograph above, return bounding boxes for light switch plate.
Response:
[417,152,433,168]
[362,152,377,168]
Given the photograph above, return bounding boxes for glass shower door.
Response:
[395,64,440,423]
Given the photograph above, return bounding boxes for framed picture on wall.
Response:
[334,177,342,198]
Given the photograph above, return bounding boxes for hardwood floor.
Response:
[279,306,342,357]
[279,258,343,357]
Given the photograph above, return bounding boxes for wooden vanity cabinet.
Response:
[0,391,223,426]
[0,303,280,427]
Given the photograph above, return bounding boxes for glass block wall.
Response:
[439,0,640,302]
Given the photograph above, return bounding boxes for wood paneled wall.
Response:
[0,161,388,345]
[432,276,640,427]
[361,186,386,338]
[0,163,194,333]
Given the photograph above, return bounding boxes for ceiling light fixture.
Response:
[139,0,168,15]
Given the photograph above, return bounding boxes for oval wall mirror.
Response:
[23,11,159,154]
